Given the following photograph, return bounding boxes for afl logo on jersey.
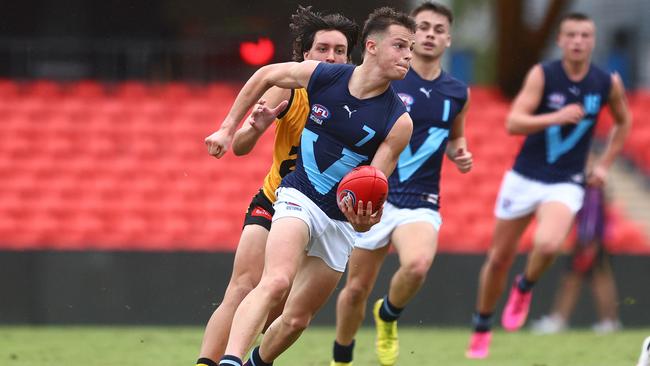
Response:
[547,92,566,110]
[398,93,414,112]
[309,104,331,125]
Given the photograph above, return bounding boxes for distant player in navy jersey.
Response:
[466,13,631,359]
[331,3,472,366]
[205,8,415,366]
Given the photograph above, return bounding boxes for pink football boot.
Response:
[501,275,533,331]
[466,331,492,359]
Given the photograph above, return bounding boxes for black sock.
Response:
[472,312,493,333]
[249,346,272,366]
[197,357,218,366]
[333,340,355,363]
[379,295,403,322]
[219,355,242,366]
[517,274,536,293]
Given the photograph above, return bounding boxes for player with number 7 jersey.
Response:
[280,62,407,222]
[206,8,415,366]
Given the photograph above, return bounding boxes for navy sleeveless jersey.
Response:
[281,63,406,220]
[388,68,467,210]
[512,60,612,184]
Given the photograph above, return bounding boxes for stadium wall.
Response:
[1,251,648,327]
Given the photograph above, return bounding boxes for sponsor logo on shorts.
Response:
[502,198,512,210]
[285,202,303,211]
[251,206,272,221]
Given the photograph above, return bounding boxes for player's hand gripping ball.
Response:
[337,166,388,214]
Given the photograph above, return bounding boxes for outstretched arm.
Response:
[446,88,472,173]
[506,64,585,135]
[588,73,632,186]
[205,60,319,158]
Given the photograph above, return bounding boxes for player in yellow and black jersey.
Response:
[236,86,310,205]
[197,6,358,366]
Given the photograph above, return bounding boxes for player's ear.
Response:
[365,38,378,56]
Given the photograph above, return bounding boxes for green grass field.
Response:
[1,326,648,366]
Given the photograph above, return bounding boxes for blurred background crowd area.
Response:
[0,0,648,254]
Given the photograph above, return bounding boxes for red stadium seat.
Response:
[115,81,150,100]
[0,83,647,253]
[26,80,64,98]
[69,80,105,99]
[159,82,194,101]
[0,79,20,98]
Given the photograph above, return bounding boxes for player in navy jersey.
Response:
[331,3,472,366]
[466,13,631,359]
[204,8,415,366]
[196,7,359,366]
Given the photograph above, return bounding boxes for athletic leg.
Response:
[501,202,576,332]
[388,222,438,307]
[477,215,532,314]
[591,260,621,330]
[524,202,576,281]
[372,221,437,366]
[222,217,308,360]
[467,215,531,359]
[258,256,343,362]
[199,225,268,361]
[335,246,389,346]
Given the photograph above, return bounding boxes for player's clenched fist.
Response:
[205,129,232,158]
[453,148,473,173]
[586,162,608,187]
[556,103,585,124]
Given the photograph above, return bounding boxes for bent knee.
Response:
[534,239,563,256]
[402,257,433,282]
[342,281,373,304]
[282,313,312,333]
[487,251,516,272]
[259,275,292,301]
[223,280,256,304]
[229,271,261,291]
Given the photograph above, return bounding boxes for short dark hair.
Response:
[559,12,592,25]
[360,7,416,52]
[289,5,359,62]
[411,1,454,25]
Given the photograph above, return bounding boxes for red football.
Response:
[336,166,388,213]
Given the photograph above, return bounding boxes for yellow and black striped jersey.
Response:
[261,88,309,202]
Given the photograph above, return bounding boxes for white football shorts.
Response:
[494,170,585,220]
[273,187,356,272]
[354,202,442,250]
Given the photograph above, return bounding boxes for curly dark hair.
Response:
[289,5,359,62]
[360,7,416,52]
